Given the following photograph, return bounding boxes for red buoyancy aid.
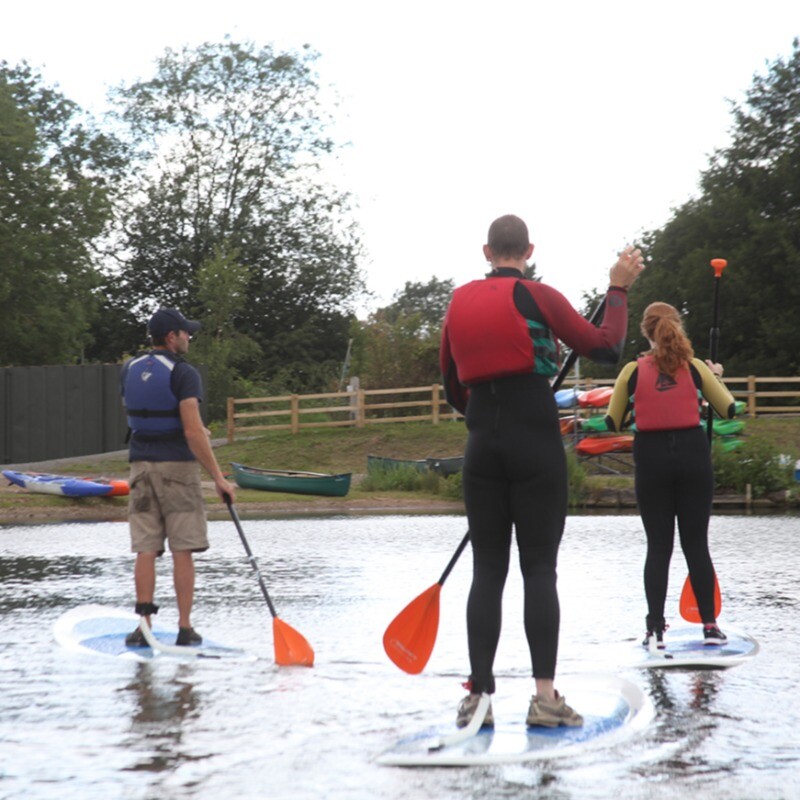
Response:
[445,278,536,385]
[633,355,700,431]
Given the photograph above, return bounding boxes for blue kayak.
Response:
[2,469,129,497]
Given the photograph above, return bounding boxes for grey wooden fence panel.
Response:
[45,367,68,460]
[1,363,209,464]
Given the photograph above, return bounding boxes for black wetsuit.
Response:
[606,357,736,629]
[441,270,629,693]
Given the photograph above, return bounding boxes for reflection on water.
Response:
[123,664,201,774]
[0,514,798,799]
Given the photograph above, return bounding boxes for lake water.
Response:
[0,511,798,800]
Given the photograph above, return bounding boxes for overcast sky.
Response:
[3,1,798,313]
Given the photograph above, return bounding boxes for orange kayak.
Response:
[559,416,578,434]
[577,387,614,408]
[575,435,634,456]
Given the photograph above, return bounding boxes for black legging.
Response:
[462,373,567,694]
[634,427,717,628]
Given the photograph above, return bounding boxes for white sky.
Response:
[3,1,798,314]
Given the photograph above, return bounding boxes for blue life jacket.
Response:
[124,352,184,440]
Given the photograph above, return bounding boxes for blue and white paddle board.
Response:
[636,626,759,669]
[376,674,653,767]
[53,604,255,662]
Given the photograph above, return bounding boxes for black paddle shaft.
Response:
[225,495,279,619]
[441,297,608,586]
[707,276,723,442]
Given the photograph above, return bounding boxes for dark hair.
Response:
[487,215,530,258]
[640,302,694,377]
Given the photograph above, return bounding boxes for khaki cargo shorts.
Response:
[129,461,209,554]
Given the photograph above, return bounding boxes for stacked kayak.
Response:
[555,386,614,409]
[2,470,129,497]
[576,435,634,456]
[577,387,614,408]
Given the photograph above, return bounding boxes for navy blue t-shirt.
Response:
[121,352,203,462]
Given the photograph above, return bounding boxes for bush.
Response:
[712,437,795,496]
[360,464,437,492]
[566,450,588,506]
[440,471,463,500]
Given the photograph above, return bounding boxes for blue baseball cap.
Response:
[147,308,202,337]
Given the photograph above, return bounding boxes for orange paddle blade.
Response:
[383,583,441,674]
[679,573,722,622]
[273,617,315,667]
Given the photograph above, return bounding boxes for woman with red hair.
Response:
[606,302,735,648]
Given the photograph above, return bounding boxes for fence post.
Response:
[348,376,360,423]
[747,376,756,417]
[291,395,300,434]
[356,389,365,428]
[432,384,440,424]
[227,398,235,442]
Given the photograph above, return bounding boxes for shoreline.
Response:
[0,484,793,525]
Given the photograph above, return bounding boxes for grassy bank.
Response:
[2,416,799,520]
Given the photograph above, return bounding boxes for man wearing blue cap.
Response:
[120,307,236,647]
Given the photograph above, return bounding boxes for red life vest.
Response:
[633,355,700,431]
[444,277,538,385]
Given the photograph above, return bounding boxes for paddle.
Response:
[680,257,728,623]
[224,495,315,666]
[679,573,722,623]
[706,258,728,443]
[382,298,607,674]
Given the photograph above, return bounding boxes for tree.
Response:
[379,277,455,333]
[0,62,123,365]
[351,278,454,389]
[189,244,262,419]
[100,40,364,393]
[626,39,800,376]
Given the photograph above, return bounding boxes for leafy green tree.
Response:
[0,62,123,365]
[101,40,364,391]
[627,39,800,376]
[189,244,262,419]
[380,277,455,333]
[351,278,455,389]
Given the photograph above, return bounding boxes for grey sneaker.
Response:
[702,624,727,646]
[526,692,583,728]
[642,629,666,650]
[456,694,494,728]
[125,627,147,647]
[176,627,202,646]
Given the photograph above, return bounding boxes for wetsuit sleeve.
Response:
[440,317,469,415]
[605,361,638,431]
[691,358,736,419]
[517,282,629,364]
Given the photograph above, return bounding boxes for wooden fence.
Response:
[226,375,800,441]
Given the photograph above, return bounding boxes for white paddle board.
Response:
[636,626,758,669]
[376,674,653,767]
[53,604,255,662]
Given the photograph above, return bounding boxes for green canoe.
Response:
[231,462,351,497]
[367,454,464,476]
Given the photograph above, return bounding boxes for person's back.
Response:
[440,214,643,729]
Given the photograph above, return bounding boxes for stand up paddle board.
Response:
[636,626,758,669]
[376,674,653,767]
[53,604,255,662]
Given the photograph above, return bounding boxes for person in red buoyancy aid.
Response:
[440,214,644,729]
[605,302,736,649]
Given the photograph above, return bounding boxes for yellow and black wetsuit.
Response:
[606,356,735,629]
